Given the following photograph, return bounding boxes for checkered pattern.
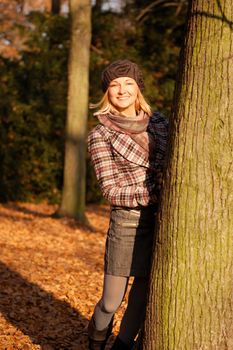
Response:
[87,112,169,208]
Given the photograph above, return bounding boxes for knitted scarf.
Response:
[97,110,156,157]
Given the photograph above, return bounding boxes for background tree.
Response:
[141,0,233,349]
[51,0,61,14]
[57,0,91,221]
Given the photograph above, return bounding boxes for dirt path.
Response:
[0,202,130,350]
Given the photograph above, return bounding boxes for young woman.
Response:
[87,60,168,350]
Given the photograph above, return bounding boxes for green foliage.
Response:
[0,3,187,203]
[127,1,187,113]
[0,12,69,202]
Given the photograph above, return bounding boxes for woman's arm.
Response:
[88,129,156,207]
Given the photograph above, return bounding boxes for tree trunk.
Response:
[141,0,233,349]
[51,0,60,14]
[58,0,91,221]
[93,0,102,11]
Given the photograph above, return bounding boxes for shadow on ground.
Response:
[0,261,88,349]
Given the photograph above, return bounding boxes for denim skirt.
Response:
[104,205,157,277]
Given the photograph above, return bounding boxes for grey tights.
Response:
[93,273,148,345]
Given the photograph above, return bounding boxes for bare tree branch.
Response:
[136,0,187,22]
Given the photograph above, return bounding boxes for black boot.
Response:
[110,336,135,350]
[88,316,114,350]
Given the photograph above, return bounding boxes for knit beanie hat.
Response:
[101,59,145,92]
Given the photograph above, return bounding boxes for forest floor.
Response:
[0,202,132,350]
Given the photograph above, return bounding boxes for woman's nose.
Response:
[118,84,126,94]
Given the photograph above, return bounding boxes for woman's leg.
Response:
[117,277,149,346]
[93,273,129,330]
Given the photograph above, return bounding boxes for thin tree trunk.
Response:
[93,0,102,11]
[58,0,91,221]
[51,0,60,14]
[141,0,233,349]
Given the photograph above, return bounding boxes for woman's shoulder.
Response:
[150,111,169,125]
[88,123,112,142]
[148,112,168,137]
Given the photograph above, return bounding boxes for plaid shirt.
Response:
[87,112,169,208]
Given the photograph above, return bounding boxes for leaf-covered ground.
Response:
[0,202,131,350]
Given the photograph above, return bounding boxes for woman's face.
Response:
[108,77,139,116]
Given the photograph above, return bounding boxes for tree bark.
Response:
[58,0,91,221]
[93,0,102,11]
[51,0,61,14]
[141,0,233,349]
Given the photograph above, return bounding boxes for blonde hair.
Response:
[90,89,152,116]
